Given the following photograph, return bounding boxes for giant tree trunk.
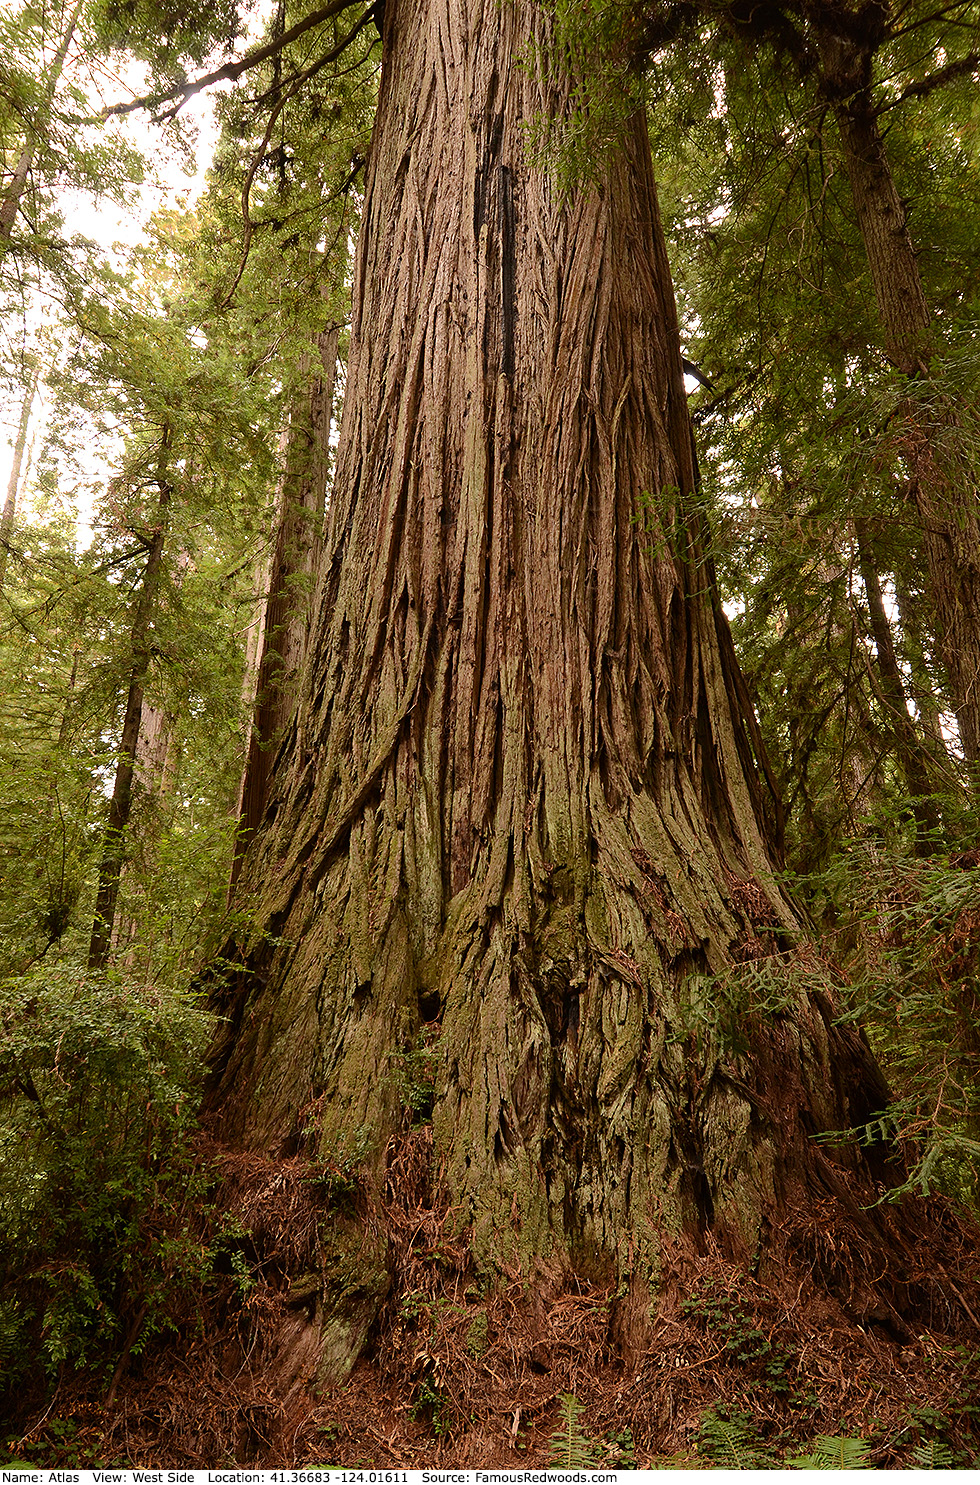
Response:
[206,0,917,1382]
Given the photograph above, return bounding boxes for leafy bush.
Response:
[0,962,213,1387]
[682,1279,796,1394]
[807,841,980,1210]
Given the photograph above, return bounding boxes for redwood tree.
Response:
[230,328,340,896]
[207,0,925,1380]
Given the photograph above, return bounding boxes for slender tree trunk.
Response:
[109,546,191,962]
[87,444,172,972]
[57,646,80,750]
[894,570,947,753]
[229,327,339,895]
[831,101,932,375]
[231,555,271,828]
[831,89,980,763]
[854,517,940,842]
[0,0,83,239]
[205,0,934,1384]
[0,358,40,590]
[110,696,179,966]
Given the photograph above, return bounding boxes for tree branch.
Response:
[681,356,714,391]
[101,0,365,120]
[879,50,980,111]
[217,7,375,308]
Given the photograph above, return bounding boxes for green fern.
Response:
[912,1439,954,1469]
[0,1298,22,1359]
[698,1407,774,1467]
[547,1393,598,1470]
[0,1296,27,1385]
[788,1434,872,1469]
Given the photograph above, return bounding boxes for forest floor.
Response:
[4,1130,980,1470]
[7,1276,979,1469]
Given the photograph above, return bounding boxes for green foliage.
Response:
[600,1425,636,1468]
[672,835,980,1217]
[788,1434,872,1469]
[0,1296,24,1374]
[690,1401,976,1470]
[410,1375,450,1439]
[1,187,295,977]
[2,0,980,1444]
[698,1410,878,1469]
[912,1438,955,1468]
[465,1311,489,1357]
[90,0,244,86]
[389,1036,441,1124]
[2,0,374,988]
[401,1292,456,1437]
[805,841,980,1210]
[0,1,156,325]
[884,1389,980,1469]
[640,0,980,864]
[682,1279,796,1395]
[697,1406,776,1467]
[0,962,216,1385]
[522,1,644,192]
[675,951,833,1060]
[4,1415,112,1470]
[547,1393,599,1471]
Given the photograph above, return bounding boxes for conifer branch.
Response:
[101,0,365,121]
[217,9,374,309]
[880,49,980,110]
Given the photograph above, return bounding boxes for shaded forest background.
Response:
[1,0,979,1467]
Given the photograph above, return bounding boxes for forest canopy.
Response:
[1,0,979,1469]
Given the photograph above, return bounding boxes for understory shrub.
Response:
[0,962,215,1395]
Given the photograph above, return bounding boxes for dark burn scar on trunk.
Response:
[473,103,503,240]
[499,164,515,378]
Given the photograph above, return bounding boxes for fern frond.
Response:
[698,1407,771,1467]
[912,1439,953,1469]
[788,1433,872,1469]
[547,1393,598,1471]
